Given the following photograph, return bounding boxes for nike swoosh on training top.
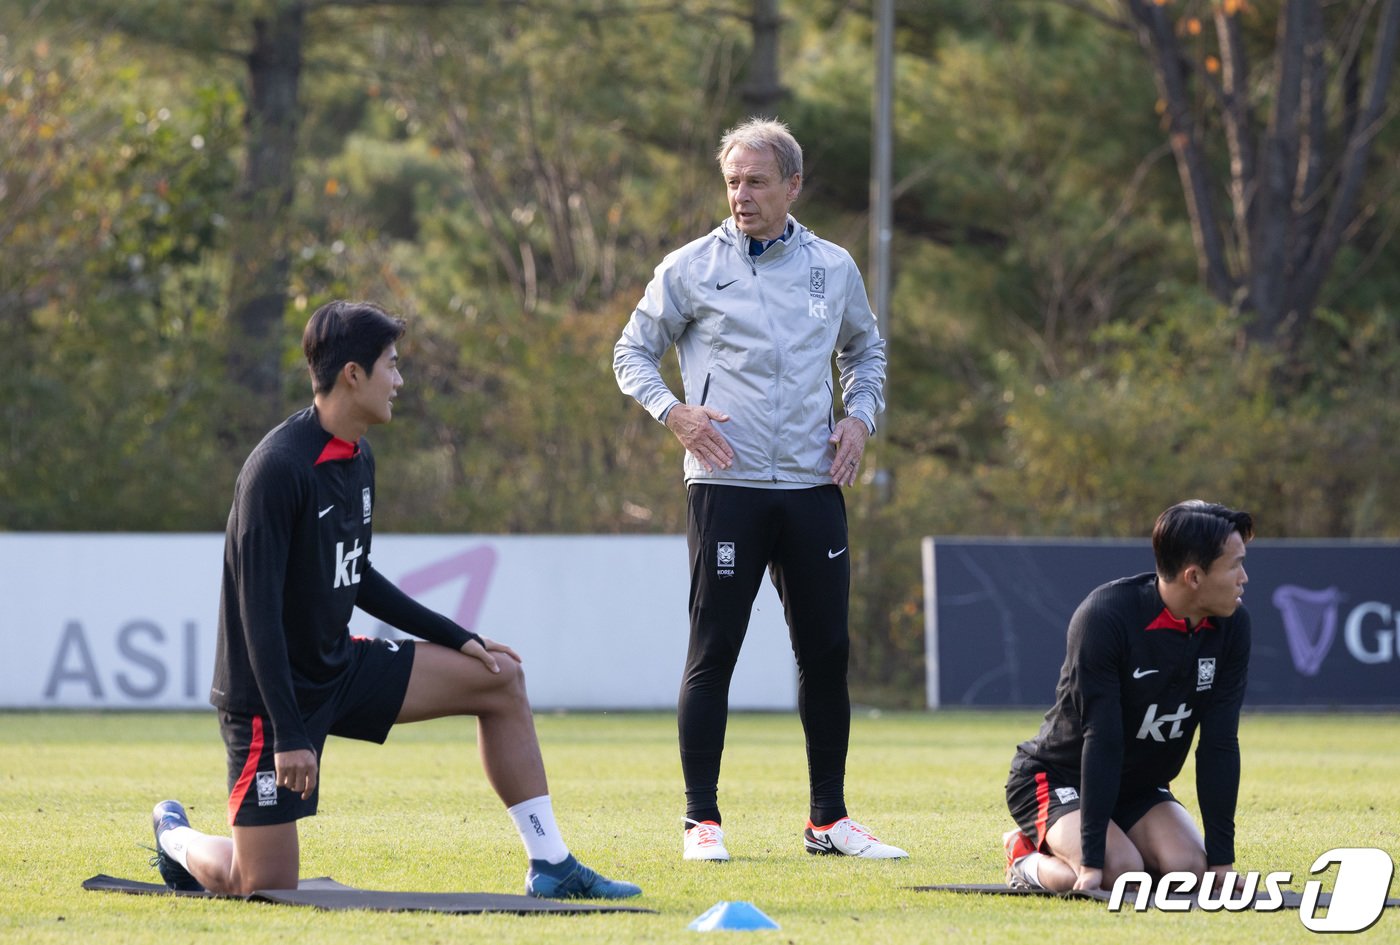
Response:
[716,279,739,290]
[1132,668,1159,679]
[828,547,847,559]
[318,505,334,518]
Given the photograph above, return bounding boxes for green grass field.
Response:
[2,710,1397,944]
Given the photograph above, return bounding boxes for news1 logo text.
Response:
[1108,847,1394,933]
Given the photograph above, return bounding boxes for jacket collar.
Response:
[717,214,806,252]
[1145,606,1215,634]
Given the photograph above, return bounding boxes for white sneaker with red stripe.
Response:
[683,818,730,861]
[804,817,908,858]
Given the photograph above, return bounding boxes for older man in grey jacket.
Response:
[613,117,904,863]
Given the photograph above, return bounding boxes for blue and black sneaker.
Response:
[150,800,204,892]
[524,854,641,900]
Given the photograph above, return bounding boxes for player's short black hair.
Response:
[302,299,406,395]
[1152,500,1255,580]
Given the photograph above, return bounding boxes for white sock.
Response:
[158,825,197,869]
[1020,851,1045,888]
[507,796,570,865]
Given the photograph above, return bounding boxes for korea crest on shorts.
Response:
[1196,657,1216,691]
[256,770,278,806]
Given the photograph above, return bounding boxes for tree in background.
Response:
[6,1,1400,703]
[26,0,771,450]
[779,1,1400,698]
[0,31,241,527]
[20,0,315,447]
[1099,0,1400,352]
[223,1,305,447]
[3,0,760,535]
[742,0,787,114]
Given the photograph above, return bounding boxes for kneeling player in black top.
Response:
[148,299,639,901]
[1002,500,1253,893]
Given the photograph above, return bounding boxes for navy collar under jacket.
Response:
[746,220,795,256]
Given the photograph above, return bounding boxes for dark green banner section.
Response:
[923,539,1400,708]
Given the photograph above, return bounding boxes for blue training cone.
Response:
[688,900,780,931]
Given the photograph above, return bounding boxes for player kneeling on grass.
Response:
[1001,500,1253,894]
[149,299,639,901]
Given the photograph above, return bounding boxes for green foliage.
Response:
[902,288,1400,542]
[0,35,242,529]
[992,297,1270,534]
[5,2,1400,702]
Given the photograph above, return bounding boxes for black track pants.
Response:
[680,483,851,827]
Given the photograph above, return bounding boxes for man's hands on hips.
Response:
[666,404,733,472]
[665,404,870,484]
[829,417,868,486]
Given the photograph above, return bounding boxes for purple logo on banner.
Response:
[1271,585,1341,677]
[396,545,498,631]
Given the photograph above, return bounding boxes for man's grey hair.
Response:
[716,117,803,181]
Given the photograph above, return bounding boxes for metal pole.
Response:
[871,0,894,338]
[870,0,894,498]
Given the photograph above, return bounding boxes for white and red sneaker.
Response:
[1003,828,1042,889]
[683,818,730,862]
[804,817,908,859]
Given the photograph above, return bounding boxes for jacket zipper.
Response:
[754,253,780,482]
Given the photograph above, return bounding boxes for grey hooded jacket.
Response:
[614,215,887,486]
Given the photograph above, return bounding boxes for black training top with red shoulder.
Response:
[209,406,476,755]
[1010,572,1250,870]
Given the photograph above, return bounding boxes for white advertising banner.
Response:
[0,534,797,711]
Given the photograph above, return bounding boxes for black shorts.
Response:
[1005,763,1179,851]
[221,637,415,827]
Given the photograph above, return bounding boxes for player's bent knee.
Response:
[1103,840,1145,885]
[470,654,530,711]
[228,823,299,894]
[229,862,298,895]
[496,657,528,695]
[1153,845,1207,877]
